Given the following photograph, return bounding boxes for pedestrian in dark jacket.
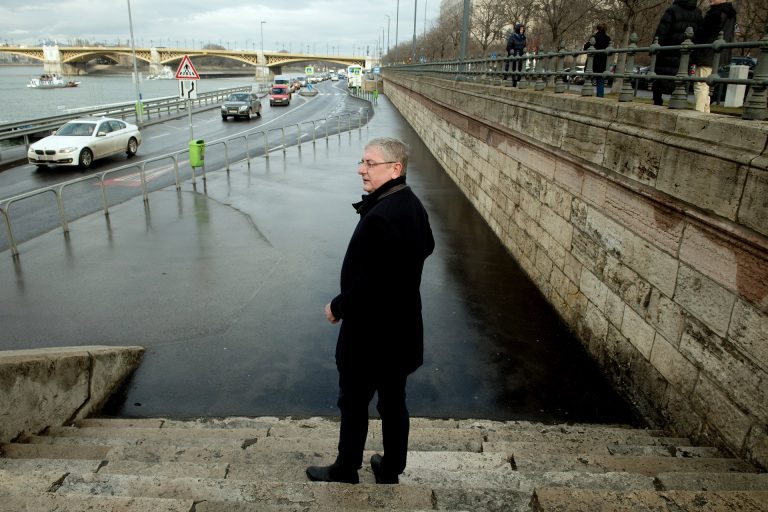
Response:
[693,0,737,112]
[584,24,611,97]
[505,23,527,86]
[652,0,703,106]
[306,137,435,485]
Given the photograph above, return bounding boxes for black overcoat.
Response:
[330,176,435,376]
[654,0,703,76]
[693,2,737,67]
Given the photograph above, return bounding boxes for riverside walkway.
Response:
[0,95,636,425]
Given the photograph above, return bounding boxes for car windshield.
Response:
[271,87,286,94]
[57,122,96,137]
[229,94,249,102]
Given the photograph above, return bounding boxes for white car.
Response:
[28,117,141,169]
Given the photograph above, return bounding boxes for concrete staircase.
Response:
[1,417,766,511]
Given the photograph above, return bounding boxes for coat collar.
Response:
[352,176,408,215]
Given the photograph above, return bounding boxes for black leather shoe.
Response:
[306,463,359,484]
[370,454,399,484]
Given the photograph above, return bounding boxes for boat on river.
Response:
[146,66,175,80]
[27,74,80,89]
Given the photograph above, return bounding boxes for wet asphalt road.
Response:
[0,93,640,426]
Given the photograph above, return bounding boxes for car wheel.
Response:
[244,108,251,120]
[126,137,138,157]
[256,110,261,118]
[78,148,93,169]
[222,115,228,121]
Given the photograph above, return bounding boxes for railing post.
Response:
[669,26,694,109]
[517,53,529,89]
[0,205,19,257]
[54,188,70,233]
[743,24,768,121]
[223,141,230,172]
[648,36,661,84]
[140,162,149,202]
[619,33,639,102]
[534,47,546,91]
[554,41,566,93]
[97,174,110,215]
[582,37,595,97]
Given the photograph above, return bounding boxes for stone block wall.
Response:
[383,72,768,468]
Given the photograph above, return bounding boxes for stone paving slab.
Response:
[530,488,768,511]
[27,434,247,451]
[101,460,229,479]
[0,458,100,474]
[432,487,532,512]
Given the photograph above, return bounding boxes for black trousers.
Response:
[335,369,410,475]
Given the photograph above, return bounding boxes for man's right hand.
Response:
[325,303,339,324]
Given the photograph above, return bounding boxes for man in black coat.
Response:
[652,0,703,106]
[693,0,737,112]
[505,23,527,86]
[306,137,435,485]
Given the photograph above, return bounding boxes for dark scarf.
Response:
[352,176,408,215]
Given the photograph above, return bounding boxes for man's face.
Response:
[358,146,401,193]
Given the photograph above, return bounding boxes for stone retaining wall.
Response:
[0,346,144,443]
[383,72,768,469]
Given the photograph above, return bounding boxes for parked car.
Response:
[220,92,262,121]
[330,73,339,81]
[269,84,291,106]
[27,116,141,169]
[632,66,652,90]
[563,66,585,85]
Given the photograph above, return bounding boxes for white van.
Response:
[274,75,291,86]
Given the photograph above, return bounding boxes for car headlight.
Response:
[221,106,227,111]
[59,147,78,153]
[238,106,248,112]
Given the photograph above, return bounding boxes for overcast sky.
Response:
[1,0,442,56]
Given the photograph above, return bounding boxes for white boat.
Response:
[27,74,80,89]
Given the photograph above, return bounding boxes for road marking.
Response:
[101,163,180,187]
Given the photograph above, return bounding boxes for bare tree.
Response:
[470,0,509,54]
[536,0,606,50]
[733,0,768,50]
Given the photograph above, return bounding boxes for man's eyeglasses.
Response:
[357,160,396,170]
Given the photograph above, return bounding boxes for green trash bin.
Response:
[189,139,205,168]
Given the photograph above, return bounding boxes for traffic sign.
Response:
[179,80,197,99]
[175,55,200,80]
[305,66,314,75]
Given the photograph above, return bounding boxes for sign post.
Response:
[175,55,201,141]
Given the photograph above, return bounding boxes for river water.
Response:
[0,65,256,124]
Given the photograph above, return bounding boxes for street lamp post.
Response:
[385,14,390,56]
[412,0,418,64]
[260,21,266,54]
[395,0,400,57]
[126,0,143,126]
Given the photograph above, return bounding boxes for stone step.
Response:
[530,487,768,511]
[513,451,757,475]
[486,430,690,446]
[483,440,723,458]
[55,472,437,510]
[656,471,768,491]
[0,494,194,512]
[0,442,110,460]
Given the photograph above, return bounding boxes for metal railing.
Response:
[0,83,270,151]
[0,109,370,258]
[387,25,768,121]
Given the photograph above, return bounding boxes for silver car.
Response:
[221,92,262,121]
[27,117,141,169]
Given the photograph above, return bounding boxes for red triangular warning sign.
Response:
[175,55,200,80]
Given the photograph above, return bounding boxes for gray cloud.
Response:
[1,0,440,55]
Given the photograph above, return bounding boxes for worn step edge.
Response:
[55,473,436,510]
[0,493,194,512]
[655,471,768,491]
[530,487,768,512]
[513,452,758,475]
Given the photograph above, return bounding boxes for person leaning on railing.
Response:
[584,24,611,98]
[692,0,738,113]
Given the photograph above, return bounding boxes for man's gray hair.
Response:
[366,137,409,175]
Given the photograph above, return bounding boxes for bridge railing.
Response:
[387,25,767,121]
[0,84,271,158]
[0,109,370,258]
